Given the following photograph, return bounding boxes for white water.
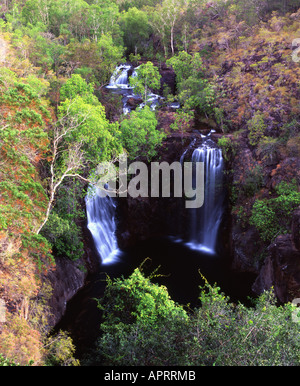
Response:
[186,139,224,255]
[106,64,168,114]
[85,187,119,265]
[107,64,133,89]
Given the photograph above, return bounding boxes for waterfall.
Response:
[186,138,224,255]
[106,64,163,114]
[85,186,119,265]
[107,64,132,89]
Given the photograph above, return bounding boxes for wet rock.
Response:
[126,96,143,107]
[252,234,300,303]
[231,224,261,273]
[46,257,86,326]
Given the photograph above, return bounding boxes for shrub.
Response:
[217,136,237,162]
[96,267,190,366]
[257,136,280,165]
[250,180,300,241]
[41,212,84,261]
[44,331,79,366]
[97,269,300,366]
[248,112,266,146]
[120,106,165,161]
[242,164,264,197]
[0,354,20,366]
[191,282,300,366]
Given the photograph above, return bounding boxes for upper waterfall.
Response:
[107,64,133,89]
[106,64,164,114]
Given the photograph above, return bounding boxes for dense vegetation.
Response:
[96,267,300,366]
[0,0,299,366]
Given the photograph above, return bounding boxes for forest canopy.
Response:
[0,0,300,366]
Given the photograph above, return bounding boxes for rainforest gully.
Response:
[0,0,300,368]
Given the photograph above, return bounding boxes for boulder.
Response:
[252,234,300,303]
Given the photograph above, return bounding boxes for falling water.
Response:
[186,139,224,255]
[85,186,119,265]
[107,64,132,89]
[106,64,163,114]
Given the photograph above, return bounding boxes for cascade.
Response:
[85,186,119,265]
[107,64,132,89]
[185,138,224,255]
[106,64,169,114]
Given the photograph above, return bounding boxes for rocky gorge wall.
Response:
[116,119,300,304]
[229,130,300,303]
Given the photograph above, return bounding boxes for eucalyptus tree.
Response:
[37,74,123,234]
[146,0,184,57]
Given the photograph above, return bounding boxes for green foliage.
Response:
[97,267,190,366]
[41,180,85,261]
[248,112,267,146]
[97,269,300,366]
[119,105,165,161]
[41,213,84,261]
[0,354,20,366]
[58,74,123,166]
[120,7,150,55]
[217,136,237,162]
[250,180,300,241]
[166,51,216,116]
[193,283,300,366]
[129,61,161,104]
[0,68,18,87]
[21,74,50,97]
[44,331,80,366]
[249,199,278,241]
[96,33,125,85]
[60,74,96,103]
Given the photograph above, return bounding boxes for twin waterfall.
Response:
[85,66,225,264]
[85,140,224,264]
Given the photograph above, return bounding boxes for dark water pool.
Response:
[55,237,256,361]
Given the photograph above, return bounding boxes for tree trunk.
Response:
[170,25,174,56]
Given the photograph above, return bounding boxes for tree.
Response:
[120,105,165,161]
[147,0,184,57]
[167,51,216,116]
[59,73,96,103]
[120,7,150,55]
[161,0,184,56]
[129,61,161,104]
[87,0,120,42]
[96,267,190,366]
[96,33,125,86]
[37,75,123,234]
[35,109,88,235]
